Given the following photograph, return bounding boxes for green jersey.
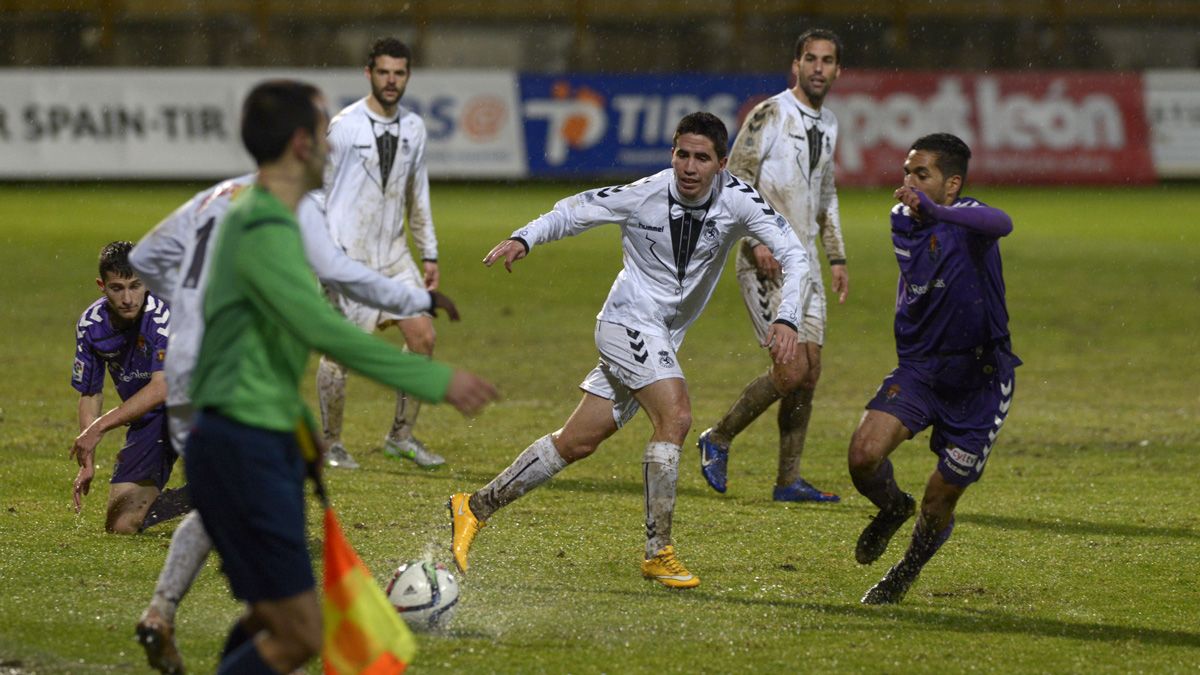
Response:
[190,184,452,433]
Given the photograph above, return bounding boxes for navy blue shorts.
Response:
[866,351,1016,487]
[184,410,314,603]
[112,415,175,489]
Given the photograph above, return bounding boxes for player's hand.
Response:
[483,239,527,273]
[830,263,849,304]
[430,290,461,321]
[70,423,103,466]
[72,461,95,513]
[444,369,499,417]
[751,244,782,282]
[423,261,440,291]
[763,322,799,364]
[894,186,935,219]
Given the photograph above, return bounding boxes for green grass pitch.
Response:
[0,182,1198,673]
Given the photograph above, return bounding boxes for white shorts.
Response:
[167,404,196,455]
[735,241,825,345]
[329,254,429,330]
[579,321,685,428]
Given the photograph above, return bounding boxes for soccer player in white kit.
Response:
[127,174,457,674]
[317,37,444,470]
[449,112,813,588]
[698,29,850,503]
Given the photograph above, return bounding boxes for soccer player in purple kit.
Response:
[847,133,1020,604]
[71,241,189,534]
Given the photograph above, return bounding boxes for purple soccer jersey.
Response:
[889,196,1016,362]
[72,293,169,414]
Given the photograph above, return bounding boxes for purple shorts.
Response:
[866,352,1016,487]
[111,414,176,490]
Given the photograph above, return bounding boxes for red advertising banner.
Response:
[825,71,1155,186]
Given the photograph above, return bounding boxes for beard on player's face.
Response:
[372,81,405,106]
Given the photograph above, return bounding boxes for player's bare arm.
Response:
[71,372,167,465]
[482,238,528,272]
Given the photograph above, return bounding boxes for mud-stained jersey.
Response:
[511,168,813,344]
[319,98,436,274]
[730,91,845,269]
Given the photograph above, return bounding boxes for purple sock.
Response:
[900,517,955,572]
[217,639,274,675]
[852,459,905,511]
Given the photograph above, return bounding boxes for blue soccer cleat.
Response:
[772,477,841,503]
[697,428,729,494]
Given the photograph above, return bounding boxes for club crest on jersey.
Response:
[136,335,147,354]
[775,215,788,231]
[928,234,942,262]
[885,383,902,401]
[72,358,85,383]
[703,221,719,240]
[156,349,166,363]
[402,138,411,155]
[658,350,674,368]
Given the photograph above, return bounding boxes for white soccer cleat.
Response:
[325,442,360,470]
[385,437,445,468]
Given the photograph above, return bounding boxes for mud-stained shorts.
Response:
[328,254,429,330]
[735,241,825,345]
[579,321,685,428]
[112,414,176,489]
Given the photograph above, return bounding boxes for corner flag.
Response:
[322,507,417,674]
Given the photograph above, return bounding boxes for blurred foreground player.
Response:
[449,112,812,589]
[848,133,1020,604]
[129,175,458,672]
[185,80,495,673]
[70,241,189,534]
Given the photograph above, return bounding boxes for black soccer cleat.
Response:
[855,493,916,565]
[861,562,919,605]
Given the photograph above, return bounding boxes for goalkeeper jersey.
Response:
[190,184,451,433]
[512,168,813,345]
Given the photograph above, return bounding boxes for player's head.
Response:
[96,240,146,322]
[792,28,842,108]
[904,133,972,205]
[671,112,729,201]
[366,37,412,109]
[240,79,329,189]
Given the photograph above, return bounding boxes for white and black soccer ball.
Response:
[385,560,459,631]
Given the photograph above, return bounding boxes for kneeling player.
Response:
[847,133,1020,604]
[71,241,189,534]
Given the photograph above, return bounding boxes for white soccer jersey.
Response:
[319,98,437,275]
[129,174,434,408]
[730,90,845,268]
[512,168,813,344]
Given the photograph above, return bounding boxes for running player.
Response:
[317,37,445,470]
[71,241,188,534]
[698,28,848,503]
[449,112,813,589]
[849,133,1020,604]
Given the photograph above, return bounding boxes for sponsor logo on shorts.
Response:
[944,446,977,468]
[72,358,85,383]
[658,350,674,368]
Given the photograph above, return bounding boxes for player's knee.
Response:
[654,407,691,444]
[408,332,435,355]
[847,434,882,475]
[554,436,599,463]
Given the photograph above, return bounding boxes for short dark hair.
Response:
[98,240,135,279]
[911,133,972,182]
[368,37,412,69]
[673,112,729,159]
[794,28,843,64]
[240,80,321,166]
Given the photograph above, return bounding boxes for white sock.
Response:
[470,434,567,521]
[643,441,680,558]
[147,510,212,623]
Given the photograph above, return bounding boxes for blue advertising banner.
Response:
[519,74,781,178]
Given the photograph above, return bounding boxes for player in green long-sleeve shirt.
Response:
[184,80,497,675]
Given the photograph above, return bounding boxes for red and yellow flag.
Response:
[322,507,417,675]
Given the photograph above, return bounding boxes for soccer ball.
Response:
[385,560,460,631]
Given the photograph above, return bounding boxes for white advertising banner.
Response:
[1144,70,1200,178]
[0,69,526,179]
